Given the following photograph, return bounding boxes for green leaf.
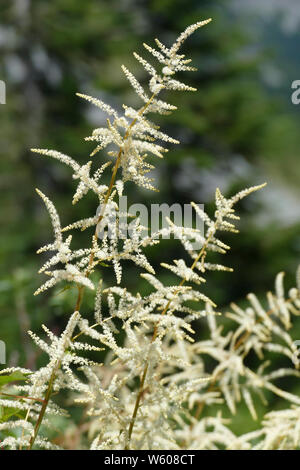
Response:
[0,371,28,387]
[0,406,27,422]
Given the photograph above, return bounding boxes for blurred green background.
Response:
[1,0,300,438]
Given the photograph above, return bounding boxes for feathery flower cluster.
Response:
[0,312,102,449]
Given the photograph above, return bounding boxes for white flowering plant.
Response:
[0,19,300,450]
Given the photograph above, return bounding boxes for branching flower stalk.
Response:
[27,91,159,449]
[126,182,267,447]
[194,289,300,423]
[26,20,212,448]
[126,238,215,448]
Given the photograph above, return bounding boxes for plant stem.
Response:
[125,363,149,450]
[27,286,84,450]
[0,392,44,403]
[27,367,57,450]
